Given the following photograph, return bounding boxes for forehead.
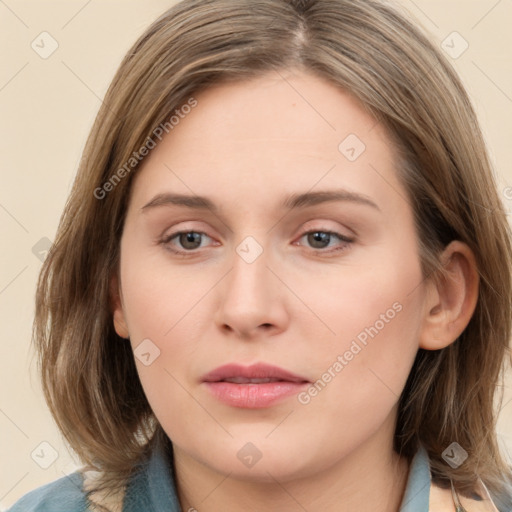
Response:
[129,69,405,217]
[154,69,383,158]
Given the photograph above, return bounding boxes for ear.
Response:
[110,273,130,339]
[419,241,479,350]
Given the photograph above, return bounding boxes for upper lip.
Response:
[202,363,310,383]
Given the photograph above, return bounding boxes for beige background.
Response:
[1,0,511,508]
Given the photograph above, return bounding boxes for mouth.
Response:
[202,363,310,408]
[217,377,294,384]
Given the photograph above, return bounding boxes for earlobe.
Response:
[419,241,479,351]
[109,274,130,339]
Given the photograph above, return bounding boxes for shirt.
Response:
[6,442,507,511]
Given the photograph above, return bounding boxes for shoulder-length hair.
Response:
[35,0,512,507]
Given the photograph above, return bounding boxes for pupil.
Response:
[309,232,329,248]
[181,232,201,249]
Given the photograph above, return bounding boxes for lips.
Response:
[202,363,310,408]
[202,363,309,383]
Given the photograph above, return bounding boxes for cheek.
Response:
[117,244,202,390]
[119,246,215,342]
[298,253,422,357]
[292,242,423,413]
[288,277,421,464]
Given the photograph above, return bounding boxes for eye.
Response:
[296,229,354,254]
[160,230,215,254]
[159,228,354,257]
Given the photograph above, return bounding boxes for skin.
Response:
[112,68,479,512]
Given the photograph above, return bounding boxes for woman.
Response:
[8,0,512,510]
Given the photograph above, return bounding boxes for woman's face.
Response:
[114,69,428,481]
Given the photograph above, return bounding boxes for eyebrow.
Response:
[140,189,380,213]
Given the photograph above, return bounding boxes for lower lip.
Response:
[204,381,309,408]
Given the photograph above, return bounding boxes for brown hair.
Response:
[34,0,512,508]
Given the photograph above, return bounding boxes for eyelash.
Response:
[159,228,354,257]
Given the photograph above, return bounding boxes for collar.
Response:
[399,444,431,511]
[399,444,501,512]
[122,439,181,512]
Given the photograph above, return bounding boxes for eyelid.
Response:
[298,218,357,239]
[297,228,354,242]
[160,229,215,247]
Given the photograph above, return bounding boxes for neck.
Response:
[172,418,410,512]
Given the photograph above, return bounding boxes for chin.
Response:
[188,434,321,483]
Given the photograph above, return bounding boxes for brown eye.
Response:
[176,232,203,250]
[161,231,213,254]
[297,230,354,254]
[307,231,333,249]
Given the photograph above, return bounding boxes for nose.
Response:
[214,243,289,339]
